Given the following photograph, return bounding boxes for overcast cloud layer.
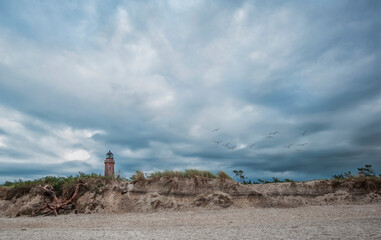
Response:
[0,0,380,183]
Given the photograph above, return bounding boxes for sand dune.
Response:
[1,178,381,239]
[1,177,380,217]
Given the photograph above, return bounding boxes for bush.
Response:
[332,174,345,180]
[333,165,377,180]
[233,170,247,183]
[358,165,376,177]
[272,177,282,183]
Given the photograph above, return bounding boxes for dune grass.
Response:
[130,170,146,182]
[0,172,114,199]
[217,171,233,180]
[132,169,223,181]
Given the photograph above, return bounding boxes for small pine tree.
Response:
[343,171,353,178]
[358,165,376,177]
[332,174,345,180]
[272,177,281,183]
[233,170,247,183]
[257,179,265,183]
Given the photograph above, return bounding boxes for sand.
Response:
[0,204,380,240]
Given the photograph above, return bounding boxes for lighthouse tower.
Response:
[104,150,115,177]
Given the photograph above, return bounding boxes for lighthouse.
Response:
[104,150,115,177]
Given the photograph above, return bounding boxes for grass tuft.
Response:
[146,169,217,180]
[130,170,146,182]
[217,171,232,180]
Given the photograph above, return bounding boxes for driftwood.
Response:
[33,181,85,216]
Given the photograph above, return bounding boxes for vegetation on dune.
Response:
[0,172,122,200]
[329,165,381,192]
[232,170,294,184]
[184,169,217,179]
[332,165,379,180]
[1,165,379,216]
[1,170,223,197]
[217,171,233,180]
[233,165,380,185]
[332,171,354,180]
[131,169,219,182]
[130,170,146,182]
[233,170,246,183]
[2,165,379,198]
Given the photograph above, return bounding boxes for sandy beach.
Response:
[1,204,380,240]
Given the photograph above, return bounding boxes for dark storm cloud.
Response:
[227,147,381,180]
[351,117,381,147]
[0,0,380,183]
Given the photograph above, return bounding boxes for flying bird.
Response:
[223,143,230,147]
[250,143,256,149]
[284,144,293,149]
[297,143,308,146]
[212,128,220,132]
[266,136,273,139]
[301,130,308,136]
[268,131,280,135]
[215,141,222,144]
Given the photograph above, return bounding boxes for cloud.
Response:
[0,0,380,182]
[0,106,105,179]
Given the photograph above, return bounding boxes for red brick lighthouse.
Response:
[104,150,115,177]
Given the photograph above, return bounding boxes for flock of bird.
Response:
[211,128,309,152]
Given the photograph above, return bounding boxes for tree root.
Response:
[33,181,86,216]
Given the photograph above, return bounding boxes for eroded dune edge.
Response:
[1,177,380,217]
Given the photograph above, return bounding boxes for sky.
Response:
[0,0,380,183]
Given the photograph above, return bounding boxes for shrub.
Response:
[358,165,376,177]
[332,174,345,180]
[233,170,247,183]
[333,165,377,180]
[2,181,13,187]
[344,171,353,178]
[272,177,282,183]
